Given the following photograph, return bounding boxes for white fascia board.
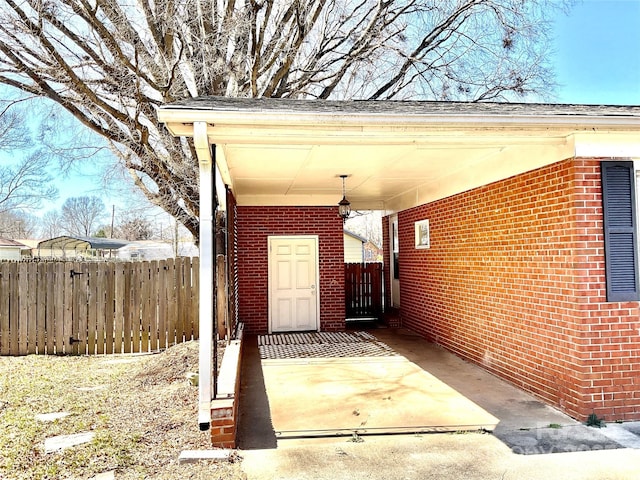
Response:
[158,107,640,130]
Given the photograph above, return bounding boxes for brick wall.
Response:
[236,206,345,334]
[389,158,640,421]
[572,161,640,421]
[211,327,244,448]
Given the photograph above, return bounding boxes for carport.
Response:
[36,235,129,259]
[157,97,640,436]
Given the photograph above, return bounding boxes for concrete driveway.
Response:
[237,327,640,479]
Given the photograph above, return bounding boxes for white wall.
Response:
[0,246,21,261]
[343,234,364,263]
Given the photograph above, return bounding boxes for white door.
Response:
[268,236,319,333]
[390,215,400,307]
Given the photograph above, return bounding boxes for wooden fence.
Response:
[0,258,199,356]
[345,262,383,319]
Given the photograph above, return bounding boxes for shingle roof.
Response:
[160,96,640,119]
[0,238,26,248]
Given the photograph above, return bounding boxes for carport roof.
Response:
[37,236,129,251]
[158,97,640,213]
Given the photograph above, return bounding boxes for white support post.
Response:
[195,122,214,431]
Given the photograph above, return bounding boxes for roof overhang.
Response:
[158,98,640,213]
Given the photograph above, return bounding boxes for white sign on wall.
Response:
[415,219,430,249]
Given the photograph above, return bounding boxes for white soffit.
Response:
[212,126,575,212]
[158,101,640,213]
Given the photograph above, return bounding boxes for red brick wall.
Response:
[236,206,345,334]
[573,161,640,421]
[390,159,640,421]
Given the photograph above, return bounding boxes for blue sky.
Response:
[552,0,640,104]
[13,0,640,225]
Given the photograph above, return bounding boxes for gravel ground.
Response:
[0,341,246,480]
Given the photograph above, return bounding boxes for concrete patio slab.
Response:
[262,354,499,436]
[239,328,625,453]
[238,327,639,479]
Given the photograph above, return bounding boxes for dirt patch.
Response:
[135,340,202,385]
[0,341,245,480]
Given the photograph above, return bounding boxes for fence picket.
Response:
[36,263,46,354]
[26,263,37,354]
[158,262,169,349]
[182,258,192,341]
[86,263,98,355]
[117,263,126,353]
[8,263,18,355]
[140,261,150,353]
[54,263,65,354]
[0,263,10,355]
[44,263,54,355]
[18,263,29,355]
[149,260,159,352]
[104,264,115,354]
[176,259,182,340]
[192,257,199,338]
[96,263,106,355]
[165,258,179,347]
[122,262,132,353]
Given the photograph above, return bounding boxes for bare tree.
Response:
[116,216,154,241]
[0,0,568,240]
[0,210,37,239]
[0,101,59,214]
[0,151,59,214]
[0,105,31,151]
[345,211,384,247]
[40,209,64,239]
[60,196,106,237]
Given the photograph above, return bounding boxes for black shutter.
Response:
[601,161,640,302]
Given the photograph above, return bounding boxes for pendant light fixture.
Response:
[338,174,351,223]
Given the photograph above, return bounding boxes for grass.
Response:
[0,341,245,480]
[586,413,606,428]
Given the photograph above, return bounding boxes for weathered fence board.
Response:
[0,258,199,356]
[36,263,46,354]
[0,263,10,353]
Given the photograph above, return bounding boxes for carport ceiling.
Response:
[158,98,640,213]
